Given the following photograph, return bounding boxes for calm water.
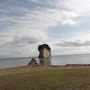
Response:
[0,54,90,69]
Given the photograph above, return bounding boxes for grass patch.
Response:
[0,67,90,90]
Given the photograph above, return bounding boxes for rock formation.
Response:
[38,44,51,58]
[28,58,38,66]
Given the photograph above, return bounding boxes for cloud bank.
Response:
[0,0,90,57]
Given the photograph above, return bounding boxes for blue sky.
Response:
[0,0,90,57]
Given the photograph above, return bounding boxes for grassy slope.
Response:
[0,66,90,90]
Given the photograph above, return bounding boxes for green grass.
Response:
[0,67,90,90]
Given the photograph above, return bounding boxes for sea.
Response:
[0,54,90,69]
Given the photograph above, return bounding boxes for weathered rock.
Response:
[38,44,51,58]
[28,58,38,66]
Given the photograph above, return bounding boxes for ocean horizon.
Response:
[0,53,90,69]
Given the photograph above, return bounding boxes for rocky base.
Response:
[28,58,38,66]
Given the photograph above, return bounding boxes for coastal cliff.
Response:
[38,44,51,58]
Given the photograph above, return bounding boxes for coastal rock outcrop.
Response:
[38,44,51,58]
[28,58,38,66]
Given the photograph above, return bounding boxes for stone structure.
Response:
[38,44,51,58]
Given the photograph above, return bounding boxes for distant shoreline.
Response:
[1,64,90,71]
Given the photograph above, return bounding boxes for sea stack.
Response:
[38,44,51,58]
[28,58,38,66]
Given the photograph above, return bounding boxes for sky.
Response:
[0,0,90,57]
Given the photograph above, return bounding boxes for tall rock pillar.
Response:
[38,44,51,58]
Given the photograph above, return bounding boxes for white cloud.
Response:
[0,9,79,44]
[0,0,90,57]
[63,0,90,17]
[62,19,77,25]
[0,8,79,57]
[57,40,90,47]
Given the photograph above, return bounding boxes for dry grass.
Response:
[0,66,90,90]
